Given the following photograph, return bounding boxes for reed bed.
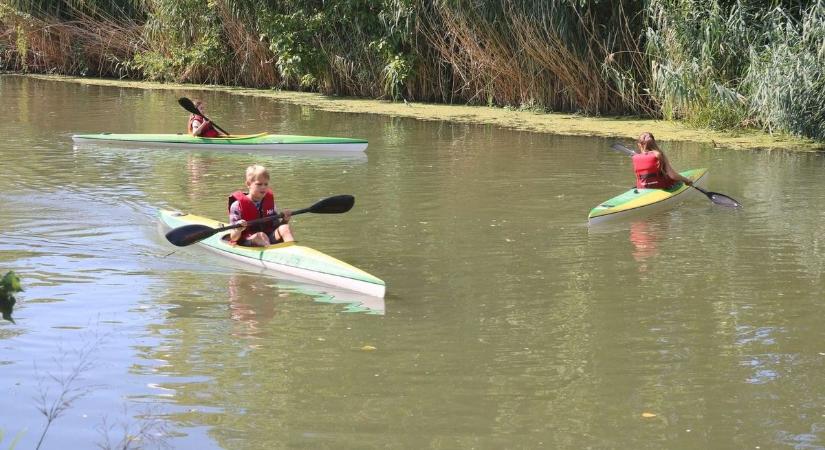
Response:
[744,1,825,139]
[643,0,825,138]
[1,0,823,140]
[215,3,279,88]
[0,2,144,76]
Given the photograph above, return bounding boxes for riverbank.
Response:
[19,74,824,152]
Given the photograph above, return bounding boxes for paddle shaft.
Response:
[164,194,355,247]
[179,97,229,135]
[218,212,286,233]
[216,204,318,233]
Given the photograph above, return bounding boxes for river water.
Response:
[1,74,824,449]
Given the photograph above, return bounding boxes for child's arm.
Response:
[191,119,209,136]
[273,201,290,223]
[660,151,693,185]
[228,201,246,242]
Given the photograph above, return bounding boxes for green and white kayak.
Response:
[588,168,708,225]
[73,132,368,152]
[158,210,385,297]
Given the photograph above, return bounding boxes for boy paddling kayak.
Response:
[228,165,294,247]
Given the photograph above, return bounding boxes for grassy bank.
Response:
[20,73,822,151]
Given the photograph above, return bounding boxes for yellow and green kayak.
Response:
[158,210,385,297]
[73,132,368,152]
[588,168,708,225]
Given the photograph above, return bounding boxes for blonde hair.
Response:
[245,164,270,183]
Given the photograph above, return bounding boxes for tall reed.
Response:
[745,1,825,139]
[642,0,825,137]
[418,0,648,114]
[1,0,145,77]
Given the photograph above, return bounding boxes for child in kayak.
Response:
[187,99,226,137]
[633,132,694,189]
[228,164,294,247]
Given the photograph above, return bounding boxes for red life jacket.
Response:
[188,114,220,138]
[227,190,277,243]
[632,152,675,189]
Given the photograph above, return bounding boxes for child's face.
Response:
[247,176,270,199]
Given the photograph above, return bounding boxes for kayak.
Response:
[72,132,368,152]
[158,210,385,297]
[588,168,708,225]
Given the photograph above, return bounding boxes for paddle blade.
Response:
[706,191,742,208]
[178,97,200,116]
[304,195,355,214]
[692,185,741,208]
[165,224,219,247]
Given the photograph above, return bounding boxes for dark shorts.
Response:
[239,230,283,247]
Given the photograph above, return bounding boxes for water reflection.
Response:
[186,155,213,201]
[226,273,385,323]
[629,219,665,270]
[587,217,667,272]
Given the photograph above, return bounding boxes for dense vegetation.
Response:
[1,0,823,140]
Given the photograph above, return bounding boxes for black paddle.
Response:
[165,194,355,247]
[178,97,230,136]
[610,143,742,208]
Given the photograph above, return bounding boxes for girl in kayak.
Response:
[633,132,693,189]
[187,99,226,137]
[228,165,294,247]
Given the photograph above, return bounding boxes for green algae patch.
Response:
[24,74,823,152]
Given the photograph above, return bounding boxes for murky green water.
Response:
[2,74,825,449]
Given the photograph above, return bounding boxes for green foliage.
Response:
[379,53,412,100]
[132,0,227,82]
[371,0,415,99]
[371,35,413,100]
[256,0,416,95]
[260,9,327,88]
[1,271,23,323]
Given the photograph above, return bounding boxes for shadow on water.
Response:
[159,260,385,322]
